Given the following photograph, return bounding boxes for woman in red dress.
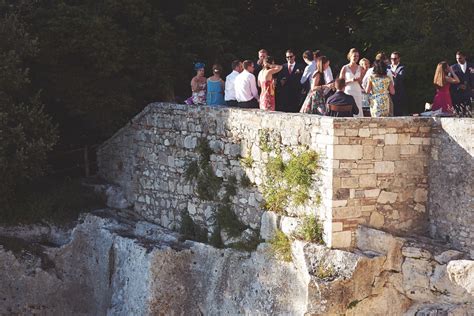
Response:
[432,61,460,113]
[257,56,282,111]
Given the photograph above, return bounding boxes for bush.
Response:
[269,229,292,262]
[179,211,208,243]
[293,215,325,244]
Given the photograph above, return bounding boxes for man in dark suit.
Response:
[390,51,406,116]
[254,49,268,79]
[276,49,305,112]
[450,51,474,109]
[326,78,359,117]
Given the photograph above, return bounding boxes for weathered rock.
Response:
[447,260,474,295]
[260,211,278,241]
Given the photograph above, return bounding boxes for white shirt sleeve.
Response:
[301,65,311,84]
[250,73,259,101]
[362,68,372,90]
[325,66,334,83]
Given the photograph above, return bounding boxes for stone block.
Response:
[260,211,279,241]
[385,134,399,145]
[341,177,359,188]
[374,161,395,174]
[331,231,352,248]
[414,188,428,203]
[369,212,385,228]
[333,145,363,160]
[332,222,343,232]
[364,189,381,198]
[333,206,361,219]
[383,145,401,160]
[377,191,398,204]
[280,216,300,236]
[359,174,377,188]
[359,128,370,137]
[363,146,375,159]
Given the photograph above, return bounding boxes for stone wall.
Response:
[97,103,471,250]
[98,103,334,243]
[429,118,474,257]
[329,118,432,248]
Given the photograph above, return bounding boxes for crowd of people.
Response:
[186,49,473,117]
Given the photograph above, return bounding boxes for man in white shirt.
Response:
[224,60,243,107]
[234,60,259,108]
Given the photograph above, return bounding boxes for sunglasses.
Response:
[286,55,294,59]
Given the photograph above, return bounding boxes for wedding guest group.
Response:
[187,48,472,117]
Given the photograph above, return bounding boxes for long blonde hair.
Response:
[433,61,448,88]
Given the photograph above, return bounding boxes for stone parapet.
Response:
[97,103,473,251]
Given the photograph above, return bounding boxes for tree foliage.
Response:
[0,10,58,201]
[3,0,474,151]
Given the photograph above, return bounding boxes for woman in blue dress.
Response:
[206,64,225,106]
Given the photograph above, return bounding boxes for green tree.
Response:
[0,12,58,202]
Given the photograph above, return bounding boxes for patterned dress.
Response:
[191,79,207,105]
[259,80,276,111]
[300,73,326,115]
[368,75,392,117]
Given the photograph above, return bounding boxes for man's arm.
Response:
[250,74,259,100]
[301,65,311,84]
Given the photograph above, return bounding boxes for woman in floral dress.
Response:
[365,60,395,117]
[300,56,333,114]
[190,62,207,105]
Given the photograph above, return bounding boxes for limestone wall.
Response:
[429,118,474,257]
[329,118,432,248]
[98,103,334,243]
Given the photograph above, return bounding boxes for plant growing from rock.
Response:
[239,155,254,169]
[293,215,325,244]
[269,229,292,262]
[258,128,273,152]
[314,259,336,280]
[263,149,320,214]
[179,211,208,243]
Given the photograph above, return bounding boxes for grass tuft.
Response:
[269,229,292,262]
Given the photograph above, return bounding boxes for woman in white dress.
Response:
[339,48,363,117]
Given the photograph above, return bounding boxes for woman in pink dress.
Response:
[257,56,282,111]
[432,61,460,113]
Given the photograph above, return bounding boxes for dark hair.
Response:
[373,60,387,76]
[212,64,222,74]
[231,60,241,70]
[303,50,313,61]
[243,60,254,70]
[391,51,400,57]
[335,78,346,90]
[375,52,387,61]
[259,49,268,54]
[263,56,275,69]
[286,49,294,55]
[456,51,465,57]
[316,56,328,74]
[313,50,322,59]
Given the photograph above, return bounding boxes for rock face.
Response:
[1,212,473,315]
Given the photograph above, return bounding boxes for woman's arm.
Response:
[191,77,199,92]
[311,73,321,91]
[389,80,395,95]
[268,64,283,76]
[446,66,460,84]
[365,79,372,94]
